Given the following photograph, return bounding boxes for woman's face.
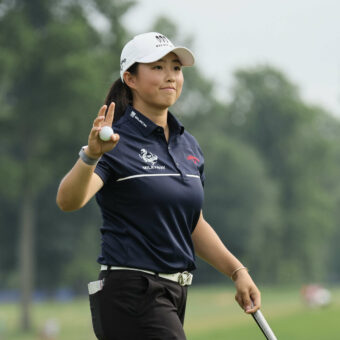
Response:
[126,52,184,111]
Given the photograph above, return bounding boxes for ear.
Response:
[123,72,137,89]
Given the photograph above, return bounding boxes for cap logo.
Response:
[155,34,172,47]
[120,58,127,71]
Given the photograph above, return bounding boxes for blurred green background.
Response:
[1,0,340,338]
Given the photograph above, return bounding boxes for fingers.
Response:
[249,291,261,313]
[235,291,251,313]
[87,104,119,158]
[93,115,105,128]
[110,133,120,143]
[89,115,105,139]
[235,293,243,310]
[242,291,253,313]
[106,102,115,124]
[235,288,261,314]
[98,104,107,118]
[92,103,115,139]
[89,105,106,137]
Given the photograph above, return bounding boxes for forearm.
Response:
[192,213,244,279]
[192,212,261,313]
[56,153,101,211]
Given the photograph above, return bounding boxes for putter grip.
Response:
[252,310,278,340]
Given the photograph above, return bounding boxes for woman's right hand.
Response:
[85,102,120,159]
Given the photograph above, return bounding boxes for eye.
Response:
[174,65,182,71]
[152,65,163,70]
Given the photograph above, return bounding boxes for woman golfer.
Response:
[57,32,261,340]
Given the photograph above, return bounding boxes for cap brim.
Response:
[137,46,195,66]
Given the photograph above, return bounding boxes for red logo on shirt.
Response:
[187,155,200,164]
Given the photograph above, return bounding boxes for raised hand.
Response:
[86,102,120,159]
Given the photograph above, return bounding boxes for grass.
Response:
[0,285,339,339]
[186,285,340,339]
[0,299,94,340]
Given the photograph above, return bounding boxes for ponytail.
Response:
[104,63,138,123]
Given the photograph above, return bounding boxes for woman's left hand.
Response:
[233,269,261,314]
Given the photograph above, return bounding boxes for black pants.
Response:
[89,270,188,340]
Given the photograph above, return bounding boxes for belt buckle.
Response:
[178,271,192,286]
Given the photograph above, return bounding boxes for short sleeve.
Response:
[196,145,205,187]
[94,153,115,184]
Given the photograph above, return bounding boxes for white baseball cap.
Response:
[120,32,195,82]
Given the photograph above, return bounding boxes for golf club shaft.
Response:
[252,310,278,340]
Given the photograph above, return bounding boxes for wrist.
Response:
[79,146,100,166]
[230,266,248,281]
[83,146,101,160]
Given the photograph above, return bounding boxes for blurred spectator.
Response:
[38,319,60,340]
[301,284,331,308]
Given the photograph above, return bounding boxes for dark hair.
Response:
[105,63,138,123]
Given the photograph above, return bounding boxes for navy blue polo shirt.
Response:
[94,105,205,273]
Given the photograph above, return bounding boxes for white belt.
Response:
[100,265,193,286]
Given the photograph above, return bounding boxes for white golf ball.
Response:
[99,126,114,141]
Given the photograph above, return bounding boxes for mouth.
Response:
[160,87,176,91]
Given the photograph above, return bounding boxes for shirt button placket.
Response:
[169,147,185,179]
[168,145,177,169]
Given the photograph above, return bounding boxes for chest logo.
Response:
[140,148,158,165]
[139,148,165,170]
[187,155,200,164]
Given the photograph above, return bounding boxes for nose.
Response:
[165,66,176,82]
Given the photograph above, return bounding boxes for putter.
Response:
[252,310,278,340]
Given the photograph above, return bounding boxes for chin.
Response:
[154,99,176,109]
[153,104,171,111]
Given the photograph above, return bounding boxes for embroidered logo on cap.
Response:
[155,34,172,48]
[120,58,127,71]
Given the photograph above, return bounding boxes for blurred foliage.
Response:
[1,0,340,308]
[0,0,134,290]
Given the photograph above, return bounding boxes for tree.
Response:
[225,66,338,282]
[0,0,134,330]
